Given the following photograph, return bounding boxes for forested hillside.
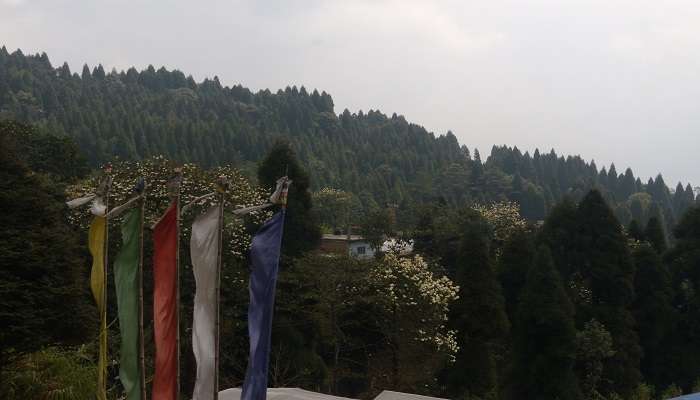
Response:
[4,93,700,399]
[0,47,696,225]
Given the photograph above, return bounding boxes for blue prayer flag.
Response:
[241,211,286,400]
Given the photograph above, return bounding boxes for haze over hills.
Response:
[0,47,696,224]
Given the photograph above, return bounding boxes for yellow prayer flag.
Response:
[89,216,107,400]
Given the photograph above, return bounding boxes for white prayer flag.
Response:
[191,205,222,399]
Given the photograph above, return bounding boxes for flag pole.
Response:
[138,184,147,400]
[214,177,227,400]
[175,168,183,400]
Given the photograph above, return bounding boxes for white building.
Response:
[318,235,414,260]
[318,234,375,260]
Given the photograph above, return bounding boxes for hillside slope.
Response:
[0,47,696,223]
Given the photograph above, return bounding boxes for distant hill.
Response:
[0,47,696,224]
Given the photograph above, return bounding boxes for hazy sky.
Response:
[2,0,699,187]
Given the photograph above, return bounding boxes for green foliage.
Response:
[359,208,394,252]
[663,206,700,390]
[577,192,642,397]
[1,47,699,399]
[540,190,642,398]
[367,253,459,395]
[311,188,360,233]
[276,254,370,395]
[498,227,536,318]
[628,383,654,400]
[628,220,644,242]
[659,383,682,399]
[0,121,94,370]
[644,217,668,254]
[446,212,510,399]
[0,49,693,224]
[508,246,580,400]
[576,319,615,400]
[0,346,99,400]
[269,251,459,398]
[632,244,676,388]
[0,120,89,183]
[258,140,320,258]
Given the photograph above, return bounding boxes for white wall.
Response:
[348,240,375,260]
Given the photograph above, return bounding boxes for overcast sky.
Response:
[2,0,699,188]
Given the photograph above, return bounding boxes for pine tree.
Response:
[664,206,700,389]
[620,168,637,200]
[498,227,536,318]
[0,122,94,372]
[258,139,321,258]
[644,216,667,254]
[632,243,676,388]
[628,220,644,241]
[574,190,641,397]
[538,197,579,280]
[447,214,510,399]
[508,246,580,400]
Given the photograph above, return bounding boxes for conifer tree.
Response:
[620,168,637,200]
[258,139,321,258]
[540,191,642,397]
[632,243,676,388]
[664,206,700,389]
[498,227,536,318]
[644,216,667,254]
[538,197,579,280]
[574,190,641,397]
[447,214,509,399]
[0,122,94,372]
[508,246,580,400]
[628,220,644,241]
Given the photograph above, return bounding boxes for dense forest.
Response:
[3,47,700,400]
[0,48,697,228]
[3,120,700,400]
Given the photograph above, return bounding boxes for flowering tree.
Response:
[473,201,526,246]
[367,252,459,393]
[66,156,270,258]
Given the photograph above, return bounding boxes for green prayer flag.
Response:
[114,208,142,400]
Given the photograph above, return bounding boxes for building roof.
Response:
[374,390,448,400]
[218,388,447,400]
[670,394,700,400]
[219,388,355,400]
[321,234,366,241]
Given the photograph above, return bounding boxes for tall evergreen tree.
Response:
[258,139,321,258]
[628,220,644,242]
[498,227,536,319]
[507,246,580,400]
[541,191,641,397]
[0,122,94,373]
[447,212,510,399]
[573,191,641,397]
[538,198,579,280]
[632,243,676,388]
[664,206,700,390]
[644,216,668,254]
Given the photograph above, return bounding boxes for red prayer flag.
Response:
[152,203,178,400]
